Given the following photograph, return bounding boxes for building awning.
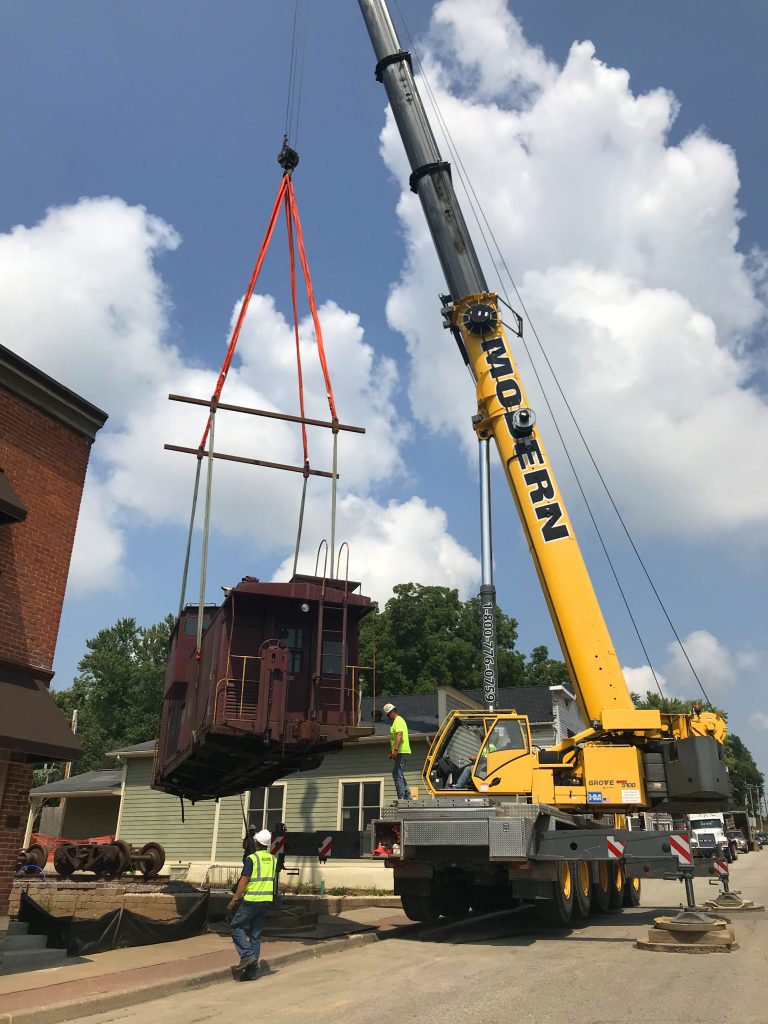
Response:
[0,469,27,524]
[0,666,82,762]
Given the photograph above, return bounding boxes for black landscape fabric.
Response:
[19,889,209,956]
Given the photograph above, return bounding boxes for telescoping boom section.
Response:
[153,575,374,800]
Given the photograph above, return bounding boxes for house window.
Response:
[248,785,286,832]
[279,626,304,674]
[340,781,382,832]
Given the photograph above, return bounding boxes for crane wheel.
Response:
[572,860,592,918]
[607,862,624,912]
[591,861,611,914]
[400,892,441,923]
[622,876,641,907]
[537,860,574,927]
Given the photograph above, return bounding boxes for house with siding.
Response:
[27,684,583,889]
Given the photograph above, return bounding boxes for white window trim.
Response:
[247,783,287,831]
[336,776,385,831]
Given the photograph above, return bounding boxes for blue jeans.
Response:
[452,764,473,790]
[392,754,411,799]
[230,900,269,963]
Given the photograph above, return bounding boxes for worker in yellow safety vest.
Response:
[227,827,276,981]
[383,702,411,799]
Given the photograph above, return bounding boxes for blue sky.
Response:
[1,1,766,778]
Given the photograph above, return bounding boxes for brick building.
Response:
[0,343,106,919]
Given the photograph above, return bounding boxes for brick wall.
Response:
[0,382,100,917]
[0,387,92,670]
[9,882,204,921]
[0,758,34,914]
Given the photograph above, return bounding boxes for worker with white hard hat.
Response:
[383,702,411,799]
[227,827,276,981]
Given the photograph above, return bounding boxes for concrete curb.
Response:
[1,925,417,1024]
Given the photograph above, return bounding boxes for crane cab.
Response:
[424,710,536,797]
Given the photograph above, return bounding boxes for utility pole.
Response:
[63,709,78,780]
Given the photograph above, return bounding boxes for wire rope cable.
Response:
[177,453,203,618]
[390,4,711,703]
[284,0,309,148]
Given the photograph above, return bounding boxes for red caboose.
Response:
[153,574,374,800]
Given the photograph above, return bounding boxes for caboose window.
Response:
[321,634,349,675]
[279,626,304,674]
[184,615,211,636]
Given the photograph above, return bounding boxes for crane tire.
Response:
[591,861,611,914]
[572,860,592,918]
[537,860,574,927]
[622,877,641,907]
[400,892,441,923]
[607,862,624,912]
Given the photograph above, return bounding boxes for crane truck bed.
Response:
[367,797,724,922]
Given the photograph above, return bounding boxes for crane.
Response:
[357,0,728,814]
[357,0,732,924]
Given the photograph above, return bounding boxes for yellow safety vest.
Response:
[243,850,277,902]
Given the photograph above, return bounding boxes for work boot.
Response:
[239,961,259,982]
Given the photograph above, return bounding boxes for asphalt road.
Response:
[68,853,768,1024]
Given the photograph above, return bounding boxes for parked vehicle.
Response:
[727,810,760,851]
[727,829,749,854]
[688,813,736,862]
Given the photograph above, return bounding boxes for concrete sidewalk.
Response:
[0,906,415,1024]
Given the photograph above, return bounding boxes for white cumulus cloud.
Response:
[381,0,768,544]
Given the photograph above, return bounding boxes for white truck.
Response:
[688,813,735,862]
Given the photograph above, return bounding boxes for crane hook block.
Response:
[278,139,300,173]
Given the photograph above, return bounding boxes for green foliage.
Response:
[523,645,571,688]
[725,733,765,804]
[358,583,566,695]
[54,614,175,772]
[631,691,727,719]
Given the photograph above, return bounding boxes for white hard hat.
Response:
[382,703,396,714]
[255,828,272,847]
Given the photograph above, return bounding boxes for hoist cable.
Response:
[292,474,309,578]
[178,453,203,618]
[392,7,686,701]
[284,3,300,141]
[285,182,311,576]
[292,3,309,147]
[284,0,308,147]
[196,411,216,654]
[330,430,339,576]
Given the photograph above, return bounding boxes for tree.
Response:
[631,691,727,718]
[54,615,175,773]
[523,645,570,688]
[725,733,765,806]
[358,583,565,695]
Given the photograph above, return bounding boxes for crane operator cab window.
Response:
[427,715,533,795]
